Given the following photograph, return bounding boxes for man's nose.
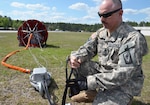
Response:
[101,16,105,21]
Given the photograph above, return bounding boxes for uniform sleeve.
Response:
[87,32,148,90]
[71,32,98,62]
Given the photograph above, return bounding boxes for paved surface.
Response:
[0,27,150,36]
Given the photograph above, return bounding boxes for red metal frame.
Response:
[17,19,48,47]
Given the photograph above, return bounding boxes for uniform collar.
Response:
[99,22,124,42]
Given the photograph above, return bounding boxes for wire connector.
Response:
[29,67,53,105]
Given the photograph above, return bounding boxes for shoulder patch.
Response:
[90,32,97,39]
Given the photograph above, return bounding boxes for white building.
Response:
[134,27,150,36]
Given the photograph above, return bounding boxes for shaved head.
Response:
[101,0,122,10]
[112,0,122,8]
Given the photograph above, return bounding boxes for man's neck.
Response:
[108,21,122,34]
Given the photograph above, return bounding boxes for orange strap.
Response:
[1,33,33,74]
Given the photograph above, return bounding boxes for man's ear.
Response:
[119,10,123,16]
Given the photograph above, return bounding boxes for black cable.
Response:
[62,56,72,105]
[42,80,54,105]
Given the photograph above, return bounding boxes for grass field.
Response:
[0,31,150,105]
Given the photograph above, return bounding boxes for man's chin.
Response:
[102,24,108,29]
[103,25,108,29]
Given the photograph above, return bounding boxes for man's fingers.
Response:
[69,56,81,68]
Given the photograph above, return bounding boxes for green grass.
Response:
[0,32,150,105]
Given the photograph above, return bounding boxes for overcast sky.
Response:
[0,0,150,24]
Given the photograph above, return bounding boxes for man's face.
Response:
[98,1,122,32]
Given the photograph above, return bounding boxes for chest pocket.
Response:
[108,43,120,63]
[98,40,120,64]
[118,41,136,67]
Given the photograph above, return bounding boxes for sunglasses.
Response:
[98,8,122,18]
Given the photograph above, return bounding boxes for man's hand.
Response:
[69,56,81,68]
[77,80,88,91]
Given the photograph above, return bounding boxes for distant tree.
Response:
[12,20,23,30]
[0,15,150,31]
[126,21,138,26]
[145,22,150,26]
[139,21,146,26]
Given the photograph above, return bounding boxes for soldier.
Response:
[69,0,148,105]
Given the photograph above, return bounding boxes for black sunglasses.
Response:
[98,8,122,18]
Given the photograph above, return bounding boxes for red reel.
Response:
[17,19,48,47]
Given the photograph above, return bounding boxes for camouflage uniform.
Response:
[71,22,148,105]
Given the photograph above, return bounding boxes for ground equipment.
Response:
[1,20,54,105]
[62,57,80,105]
[17,19,48,47]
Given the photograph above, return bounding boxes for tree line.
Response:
[0,15,150,32]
